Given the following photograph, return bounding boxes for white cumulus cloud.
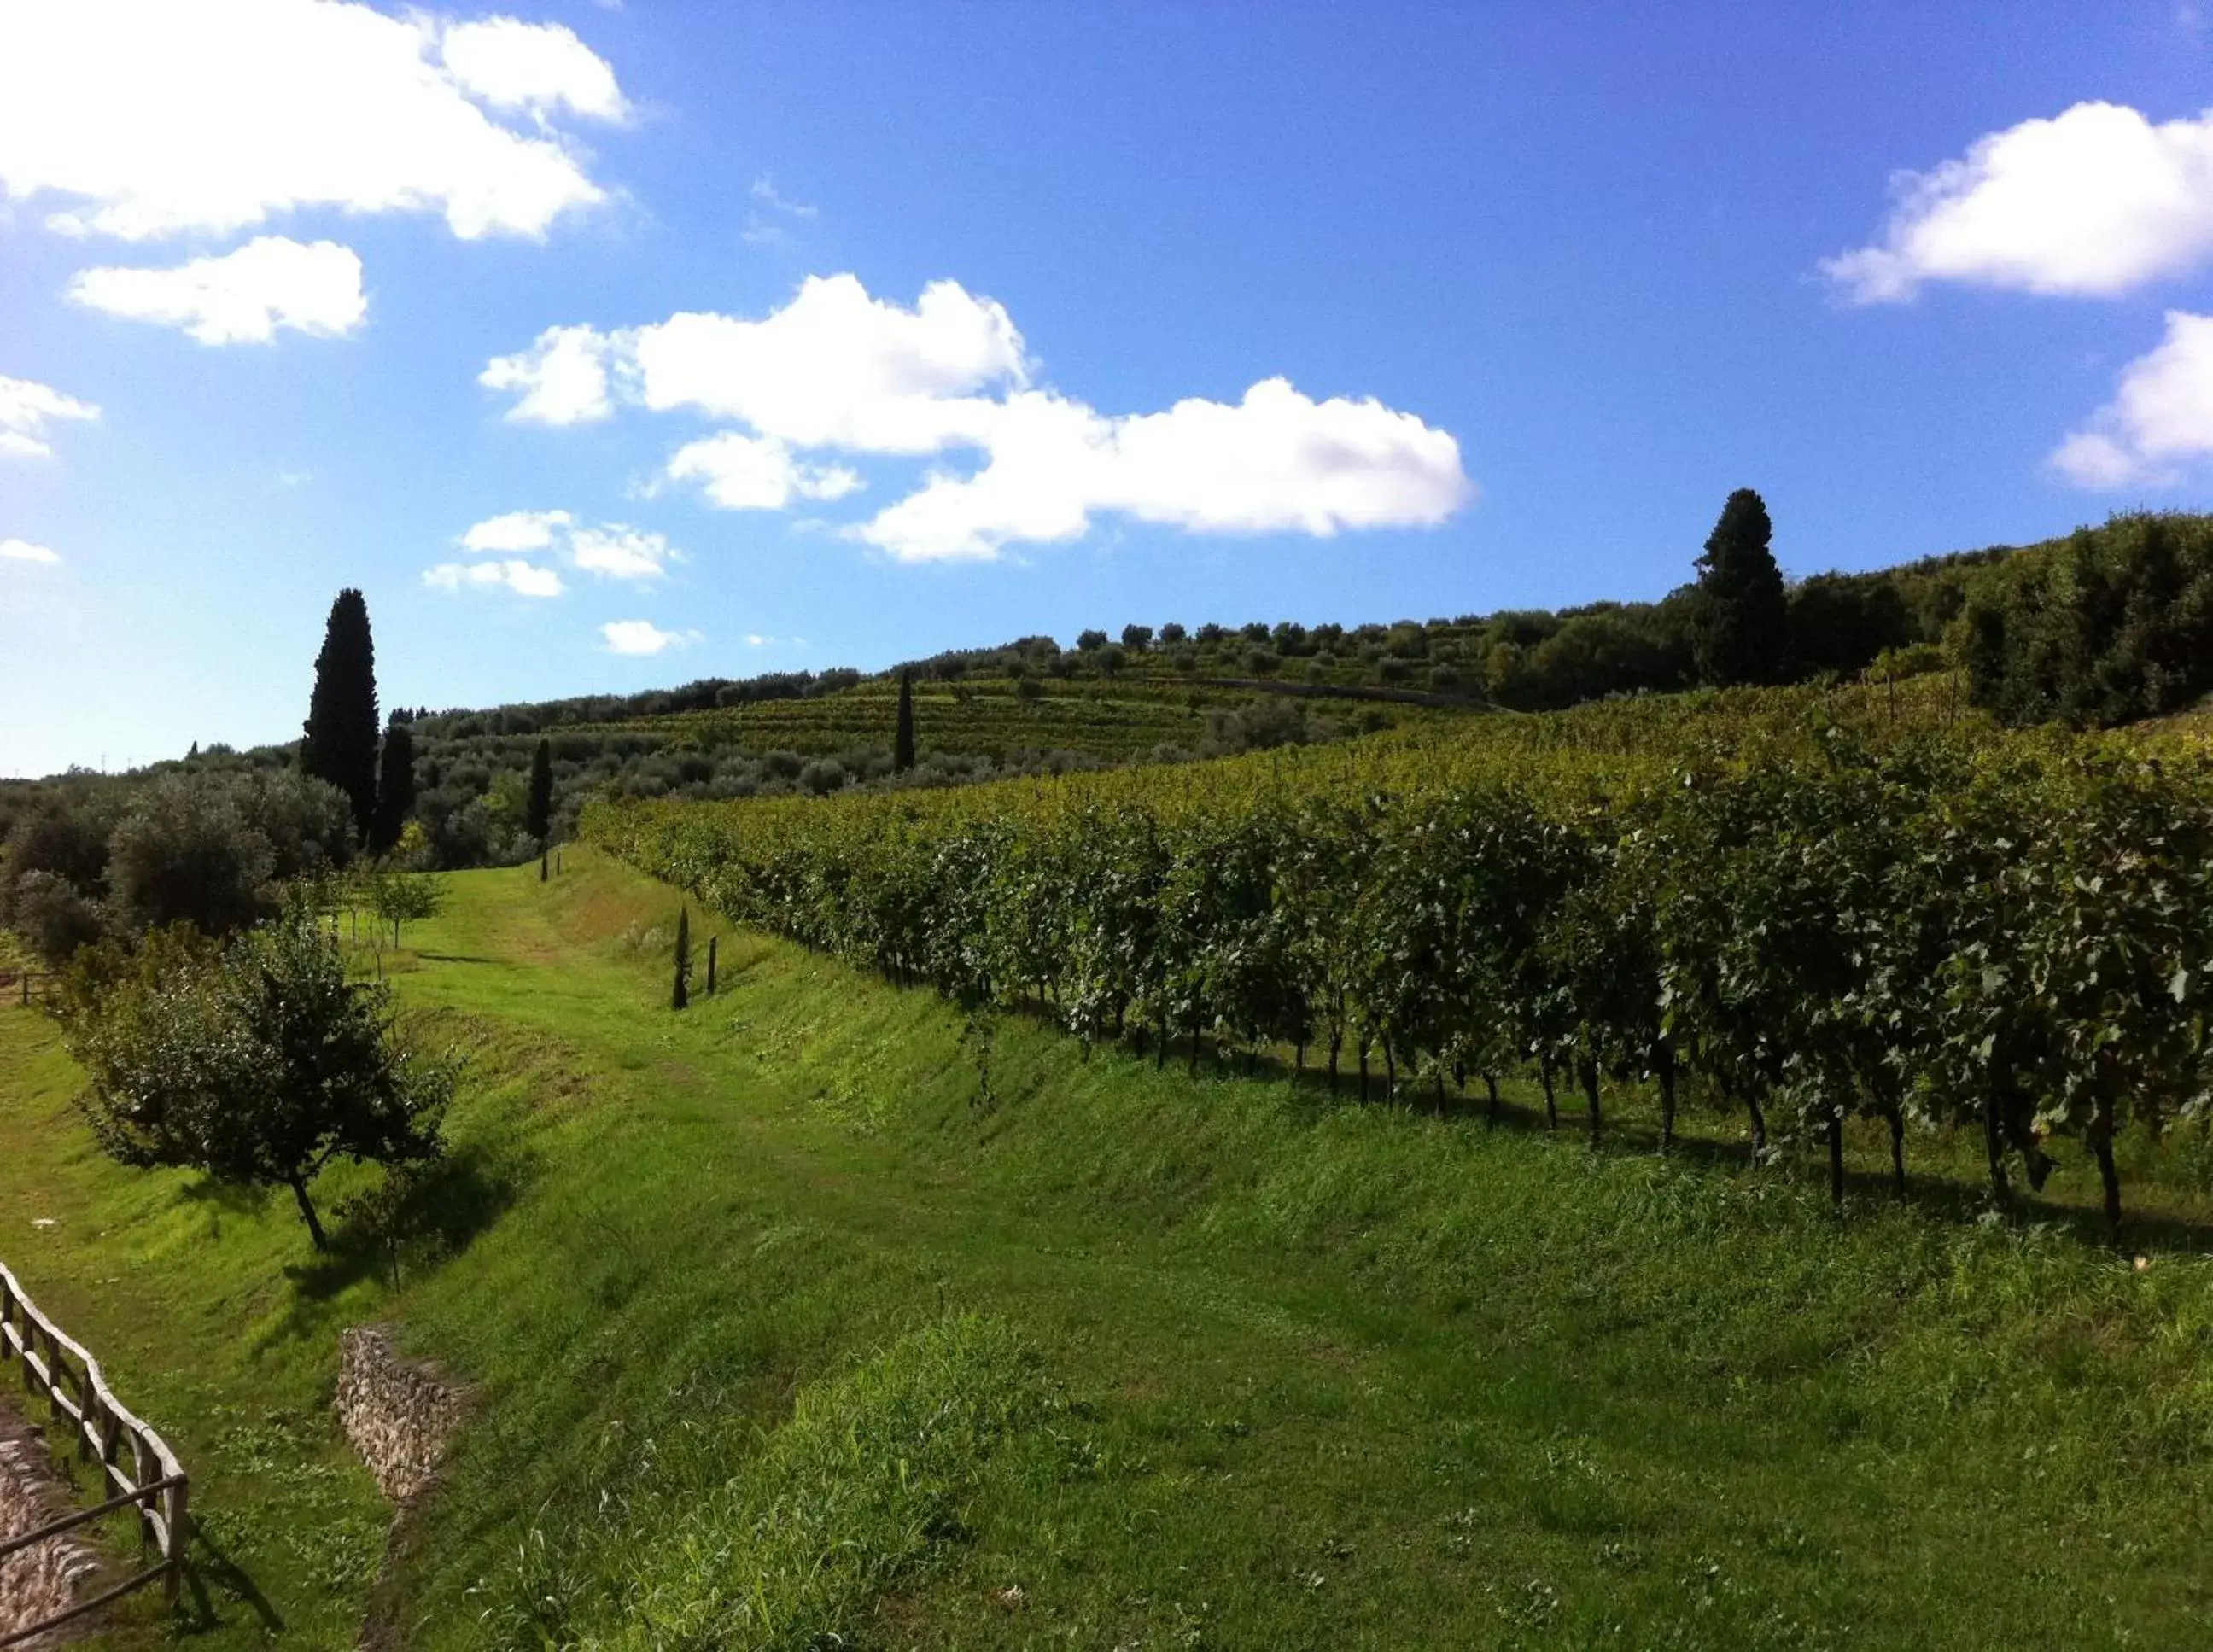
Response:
[423,558,564,597]
[663,434,864,511]
[485,275,1470,561]
[2050,310,2213,487]
[0,374,99,459]
[601,618,696,656]
[460,508,574,553]
[570,524,676,580]
[452,510,678,581]
[482,276,1025,445]
[68,236,365,344]
[1825,102,2213,302]
[440,18,626,124]
[857,380,1469,563]
[0,0,625,242]
[1,538,61,564]
[480,324,621,424]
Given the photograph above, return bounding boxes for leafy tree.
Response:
[526,736,555,843]
[8,871,105,963]
[62,910,451,1249]
[301,588,382,844]
[370,869,445,949]
[894,673,916,773]
[1689,489,1788,687]
[1076,628,1109,651]
[369,719,417,855]
[1121,624,1154,651]
[1962,513,2213,728]
[105,771,353,937]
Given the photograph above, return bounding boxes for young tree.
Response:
[371,870,444,949]
[893,673,917,773]
[1689,489,1788,687]
[526,736,555,843]
[63,911,451,1249]
[369,718,417,855]
[301,588,382,844]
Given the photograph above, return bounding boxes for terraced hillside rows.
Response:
[580,676,1451,763]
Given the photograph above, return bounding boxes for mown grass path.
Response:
[4,851,2212,1649]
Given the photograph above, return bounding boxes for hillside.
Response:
[6,849,2213,1648]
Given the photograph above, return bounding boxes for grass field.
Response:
[4,850,2213,1648]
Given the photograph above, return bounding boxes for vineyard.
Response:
[586,674,2213,1232]
[571,675,1449,762]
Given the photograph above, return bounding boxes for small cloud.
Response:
[663,433,861,511]
[750,174,818,219]
[69,236,365,346]
[454,508,675,579]
[276,467,312,487]
[461,507,573,552]
[0,374,99,460]
[1,538,61,564]
[423,558,564,597]
[742,175,819,250]
[2049,310,2213,488]
[601,618,698,655]
[480,324,622,424]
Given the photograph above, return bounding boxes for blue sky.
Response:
[5,1,2213,776]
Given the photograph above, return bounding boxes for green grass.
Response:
[5,850,2213,1648]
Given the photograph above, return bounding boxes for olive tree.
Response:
[62,908,452,1249]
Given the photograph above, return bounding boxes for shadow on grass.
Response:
[280,1140,528,1308]
[414,952,500,966]
[1057,1009,2213,1256]
[179,1519,286,1636]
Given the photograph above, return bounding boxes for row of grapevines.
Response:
[583,686,2213,1230]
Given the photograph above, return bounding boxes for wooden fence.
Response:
[0,969,56,1008]
[0,1261,188,1645]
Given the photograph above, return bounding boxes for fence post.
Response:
[164,1477,189,1604]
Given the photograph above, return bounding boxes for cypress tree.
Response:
[893,670,917,773]
[368,719,416,855]
[526,737,555,843]
[1689,489,1788,687]
[302,589,381,843]
[672,907,691,1011]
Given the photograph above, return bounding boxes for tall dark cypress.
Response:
[526,737,555,843]
[672,907,691,1011]
[368,719,416,855]
[301,589,381,842]
[1689,489,1788,687]
[893,670,916,773]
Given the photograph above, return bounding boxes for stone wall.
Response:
[0,1402,103,1647]
[334,1326,468,1505]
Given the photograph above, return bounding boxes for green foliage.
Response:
[367,867,445,948]
[108,768,353,936]
[1964,511,2213,727]
[370,719,417,855]
[894,671,916,773]
[525,735,554,843]
[59,906,450,1247]
[586,681,2213,1229]
[1690,488,1789,686]
[300,587,381,843]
